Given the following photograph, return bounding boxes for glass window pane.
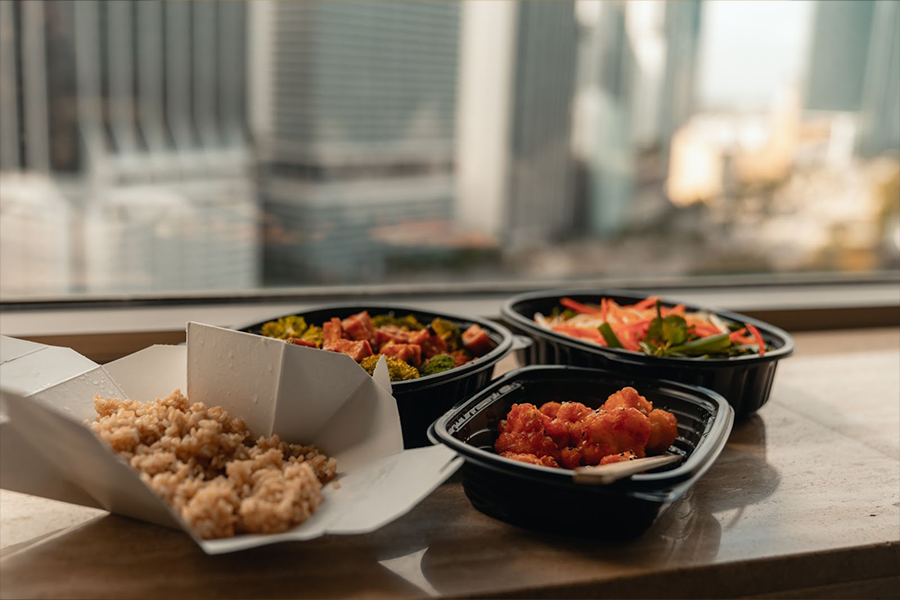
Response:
[1,0,898,300]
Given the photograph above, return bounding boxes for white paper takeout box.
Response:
[0,323,461,554]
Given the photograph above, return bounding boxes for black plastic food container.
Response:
[501,290,794,417]
[240,304,514,449]
[429,365,734,538]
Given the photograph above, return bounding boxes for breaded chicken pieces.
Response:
[646,408,678,455]
[541,401,592,451]
[601,386,653,415]
[602,386,678,453]
[494,403,560,461]
[498,452,560,468]
[494,386,679,470]
[599,450,638,465]
[571,406,651,465]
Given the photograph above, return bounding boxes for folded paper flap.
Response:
[187,322,399,449]
[198,523,325,554]
[0,345,100,400]
[187,323,283,435]
[2,392,183,530]
[272,341,372,442]
[310,361,404,471]
[0,336,46,364]
[23,366,126,422]
[0,418,105,510]
[371,355,392,393]
[326,445,462,535]
[103,345,187,402]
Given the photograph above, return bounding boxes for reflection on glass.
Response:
[0,0,897,300]
[378,547,439,598]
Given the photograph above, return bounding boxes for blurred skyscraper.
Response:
[505,1,580,246]
[575,0,638,238]
[573,0,701,237]
[456,0,579,247]
[805,0,876,114]
[856,0,900,157]
[802,0,899,157]
[658,1,702,144]
[457,1,703,244]
[0,0,259,297]
[255,0,460,284]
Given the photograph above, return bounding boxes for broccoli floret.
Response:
[359,354,381,375]
[420,354,456,377]
[359,354,420,381]
[430,318,462,351]
[385,357,420,381]
[299,324,323,348]
[259,316,308,340]
[371,313,425,331]
[359,355,381,375]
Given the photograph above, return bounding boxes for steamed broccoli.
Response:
[359,354,421,381]
[420,354,456,377]
[260,316,308,340]
[371,313,425,331]
[359,355,380,375]
[430,318,462,351]
[299,324,323,348]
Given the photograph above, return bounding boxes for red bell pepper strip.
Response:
[631,296,659,310]
[560,297,602,315]
[661,304,686,317]
[729,329,755,345]
[692,324,721,337]
[618,328,641,352]
[729,328,747,342]
[621,318,653,329]
[746,323,766,356]
[606,299,623,320]
[552,324,607,345]
[619,318,653,339]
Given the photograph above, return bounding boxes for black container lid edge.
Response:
[501,290,795,365]
[430,365,735,491]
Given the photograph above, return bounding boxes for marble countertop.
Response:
[1,328,898,599]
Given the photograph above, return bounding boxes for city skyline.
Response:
[0,0,897,300]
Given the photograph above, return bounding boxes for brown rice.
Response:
[89,389,337,539]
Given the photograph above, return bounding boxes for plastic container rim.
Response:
[430,364,735,487]
[501,288,795,366]
[236,302,515,388]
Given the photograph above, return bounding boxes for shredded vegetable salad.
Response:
[534,296,767,358]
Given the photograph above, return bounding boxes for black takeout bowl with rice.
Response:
[240,304,514,449]
[428,365,734,538]
[501,290,794,417]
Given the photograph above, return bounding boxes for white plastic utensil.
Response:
[572,454,683,485]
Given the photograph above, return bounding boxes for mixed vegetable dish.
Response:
[257,311,495,381]
[535,296,768,359]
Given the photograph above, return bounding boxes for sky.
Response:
[695,0,815,111]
